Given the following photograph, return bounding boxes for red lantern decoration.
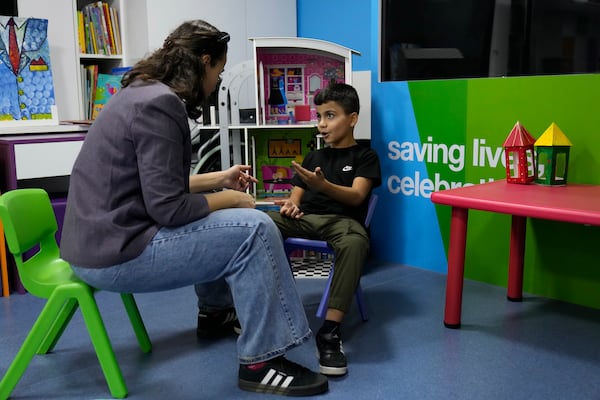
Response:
[502,121,537,184]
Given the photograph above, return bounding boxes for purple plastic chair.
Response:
[284,194,378,321]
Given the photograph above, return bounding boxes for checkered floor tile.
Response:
[291,258,331,278]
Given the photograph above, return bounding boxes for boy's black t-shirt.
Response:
[291,144,382,224]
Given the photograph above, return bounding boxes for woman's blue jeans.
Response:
[71,208,311,364]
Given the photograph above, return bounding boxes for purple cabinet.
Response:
[0,128,87,294]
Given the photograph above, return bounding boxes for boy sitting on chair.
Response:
[268,82,381,376]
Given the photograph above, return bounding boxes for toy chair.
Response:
[0,189,152,399]
[261,165,294,192]
[284,194,378,321]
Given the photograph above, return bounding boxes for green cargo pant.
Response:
[267,211,369,313]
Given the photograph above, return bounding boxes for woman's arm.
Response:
[204,190,256,211]
[189,165,257,193]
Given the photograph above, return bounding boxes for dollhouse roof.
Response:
[503,121,536,147]
[535,122,573,146]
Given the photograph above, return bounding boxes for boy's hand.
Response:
[291,161,326,191]
[275,198,304,219]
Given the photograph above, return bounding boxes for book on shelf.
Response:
[80,64,98,120]
[78,1,122,56]
[110,7,122,54]
[91,73,123,120]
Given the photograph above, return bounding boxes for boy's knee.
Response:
[336,236,369,254]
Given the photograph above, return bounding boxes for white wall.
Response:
[145,0,297,109]
[145,0,297,68]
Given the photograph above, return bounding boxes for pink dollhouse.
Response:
[251,38,358,125]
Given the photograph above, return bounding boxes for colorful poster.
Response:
[0,16,58,126]
[371,74,600,309]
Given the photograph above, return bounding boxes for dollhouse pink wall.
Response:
[257,49,345,121]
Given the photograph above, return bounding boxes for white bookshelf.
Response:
[18,0,148,121]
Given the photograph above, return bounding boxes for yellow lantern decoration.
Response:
[534,122,572,186]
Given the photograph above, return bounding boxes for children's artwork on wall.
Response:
[0,16,58,127]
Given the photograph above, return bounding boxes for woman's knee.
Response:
[242,208,283,240]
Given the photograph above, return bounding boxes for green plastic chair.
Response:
[0,189,152,399]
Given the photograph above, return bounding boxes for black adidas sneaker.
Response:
[239,356,328,396]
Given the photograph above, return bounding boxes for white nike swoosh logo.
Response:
[342,166,352,172]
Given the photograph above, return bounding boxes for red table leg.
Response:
[507,215,527,301]
[444,207,468,328]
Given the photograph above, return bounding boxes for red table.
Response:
[430,180,600,328]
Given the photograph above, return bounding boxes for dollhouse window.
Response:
[309,74,322,93]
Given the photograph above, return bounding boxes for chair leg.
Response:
[120,293,152,353]
[316,265,369,322]
[354,283,369,322]
[0,220,9,297]
[0,291,71,399]
[316,266,334,319]
[37,298,79,354]
[77,287,128,399]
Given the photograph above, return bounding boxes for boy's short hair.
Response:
[313,82,360,115]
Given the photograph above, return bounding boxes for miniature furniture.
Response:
[284,194,378,321]
[430,180,600,329]
[0,188,152,399]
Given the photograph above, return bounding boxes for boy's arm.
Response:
[291,161,372,206]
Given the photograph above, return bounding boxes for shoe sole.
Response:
[239,379,328,396]
[319,364,347,376]
[316,349,347,376]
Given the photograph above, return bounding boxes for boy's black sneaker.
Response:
[196,307,242,338]
[239,356,328,396]
[316,330,347,376]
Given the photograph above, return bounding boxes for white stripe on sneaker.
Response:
[281,376,293,388]
[260,368,295,389]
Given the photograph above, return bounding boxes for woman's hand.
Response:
[222,165,258,191]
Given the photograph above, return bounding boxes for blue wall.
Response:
[296,0,448,270]
[296,1,600,312]
[297,0,375,71]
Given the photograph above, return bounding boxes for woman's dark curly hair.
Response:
[121,19,229,120]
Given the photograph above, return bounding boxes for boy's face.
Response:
[315,101,358,148]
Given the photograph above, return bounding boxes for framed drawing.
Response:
[268,139,302,158]
[0,16,58,127]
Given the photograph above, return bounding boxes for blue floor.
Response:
[1,261,600,399]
